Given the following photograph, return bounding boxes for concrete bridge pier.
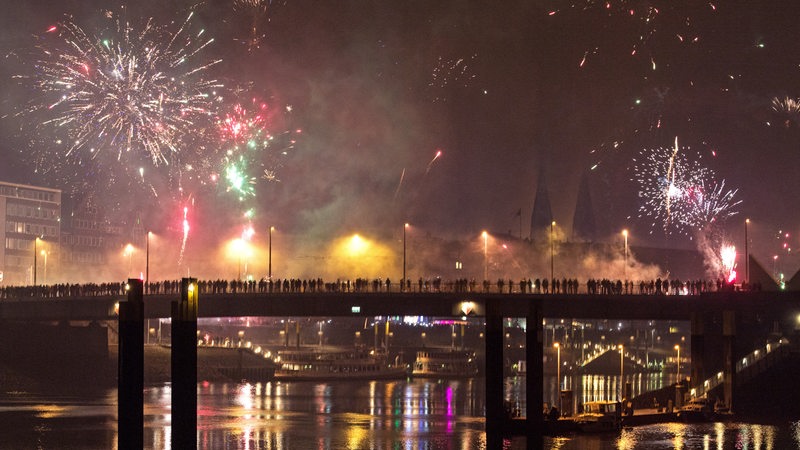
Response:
[172,278,198,450]
[484,313,504,449]
[723,310,736,411]
[526,302,544,448]
[118,279,143,450]
[690,312,705,389]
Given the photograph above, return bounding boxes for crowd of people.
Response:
[0,275,760,299]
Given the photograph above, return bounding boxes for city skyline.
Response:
[1,1,799,280]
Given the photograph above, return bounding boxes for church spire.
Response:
[530,168,553,244]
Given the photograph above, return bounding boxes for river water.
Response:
[0,377,798,449]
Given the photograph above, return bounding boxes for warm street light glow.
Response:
[124,243,135,278]
[675,344,681,383]
[554,342,561,413]
[227,238,252,280]
[40,250,48,285]
[619,344,624,401]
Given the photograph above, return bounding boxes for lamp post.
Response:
[744,218,750,286]
[33,237,40,286]
[619,344,624,401]
[550,221,556,285]
[146,231,151,294]
[403,223,409,290]
[268,226,274,279]
[675,344,681,383]
[554,342,561,412]
[622,229,628,280]
[482,231,488,281]
[40,250,47,285]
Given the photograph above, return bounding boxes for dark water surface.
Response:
[0,379,798,449]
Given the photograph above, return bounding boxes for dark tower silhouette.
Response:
[572,171,596,242]
[530,168,553,244]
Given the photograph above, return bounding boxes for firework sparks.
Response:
[215,97,297,200]
[179,205,191,265]
[17,9,222,167]
[720,244,736,282]
[428,54,478,102]
[632,137,740,234]
[771,96,800,127]
[232,0,281,51]
[548,1,715,71]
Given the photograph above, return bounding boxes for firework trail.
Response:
[179,205,190,265]
[393,168,405,201]
[18,9,221,167]
[425,149,443,175]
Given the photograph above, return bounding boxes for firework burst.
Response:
[213,97,298,202]
[632,137,740,234]
[17,9,222,168]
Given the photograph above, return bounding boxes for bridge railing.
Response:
[1,277,747,300]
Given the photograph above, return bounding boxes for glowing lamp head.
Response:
[347,234,368,255]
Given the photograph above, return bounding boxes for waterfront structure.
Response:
[0,181,61,285]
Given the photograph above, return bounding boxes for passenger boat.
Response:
[574,401,622,433]
[677,397,716,422]
[273,348,409,381]
[412,348,479,378]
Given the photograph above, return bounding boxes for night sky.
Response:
[2,1,800,278]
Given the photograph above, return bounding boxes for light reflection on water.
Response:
[0,380,799,449]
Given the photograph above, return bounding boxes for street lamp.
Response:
[482,231,488,281]
[554,342,561,412]
[33,237,41,286]
[550,221,556,286]
[40,250,48,285]
[268,226,274,279]
[622,229,629,280]
[619,344,624,401]
[403,223,409,290]
[146,231,152,294]
[675,344,681,383]
[744,218,750,285]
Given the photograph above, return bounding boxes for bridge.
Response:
[3,284,800,448]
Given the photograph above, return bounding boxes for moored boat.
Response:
[574,401,622,433]
[677,397,716,422]
[412,348,479,378]
[274,348,409,381]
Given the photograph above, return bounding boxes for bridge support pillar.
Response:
[484,311,505,449]
[172,278,198,450]
[723,310,736,411]
[118,279,143,450]
[690,312,705,391]
[526,301,544,448]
